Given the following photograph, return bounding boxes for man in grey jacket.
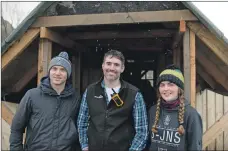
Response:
[10,51,81,151]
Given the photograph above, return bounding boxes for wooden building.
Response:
[1,1,228,150]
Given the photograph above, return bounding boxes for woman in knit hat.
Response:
[148,64,203,151]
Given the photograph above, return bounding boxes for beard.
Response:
[104,72,120,81]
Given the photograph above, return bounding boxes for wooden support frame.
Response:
[190,30,196,108]
[37,38,52,84]
[40,27,84,50]
[11,64,38,92]
[179,20,186,32]
[173,21,185,68]
[1,102,14,125]
[196,49,228,90]
[173,46,181,68]
[183,27,196,107]
[183,28,191,102]
[32,10,197,27]
[172,33,184,50]
[2,28,40,71]
[172,20,186,49]
[68,29,175,40]
[203,111,228,149]
[187,22,228,65]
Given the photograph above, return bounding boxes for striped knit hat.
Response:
[157,65,184,90]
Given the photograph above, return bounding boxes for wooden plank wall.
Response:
[1,102,18,150]
[196,90,228,150]
[224,96,228,150]
[2,118,11,150]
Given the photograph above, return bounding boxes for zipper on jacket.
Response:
[102,87,124,149]
[102,90,108,148]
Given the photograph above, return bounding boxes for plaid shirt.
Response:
[77,81,148,151]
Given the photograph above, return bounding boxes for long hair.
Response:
[152,88,185,135]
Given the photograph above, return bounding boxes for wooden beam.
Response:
[37,39,52,85]
[11,64,37,92]
[32,10,197,27]
[183,28,190,101]
[187,22,228,65]
[183,28,196,108]
[196,48,228,90]
[1,102,14,125]
[68,29,175,40]
[2,28,40,70]
[172,20,186,49]
[173,46,181,68]
[173,20,183,67]
[179,20,186,32]
[190,30,196,108]
[172,32,184,49]
[40,27,84,50]
[203,111,228,149]
[196,62,216,90]
[172,21,185,68]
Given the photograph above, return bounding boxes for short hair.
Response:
[103,49,125,65]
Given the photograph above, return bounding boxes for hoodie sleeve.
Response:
[186,107,203,150]
[9,90,32,151]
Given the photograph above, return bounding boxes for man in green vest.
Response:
[77,50,148,151]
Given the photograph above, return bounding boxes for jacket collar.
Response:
[39,76,74,97]
[96,76,127,90]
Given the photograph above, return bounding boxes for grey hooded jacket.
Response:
[10,76,81,151]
